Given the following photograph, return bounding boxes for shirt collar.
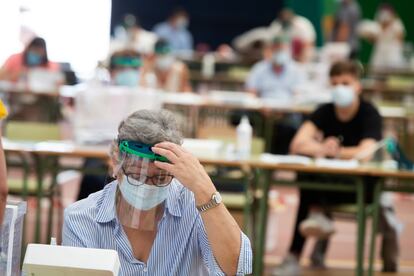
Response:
[95,181,118,223]
[95,179,183,223]
[164,179,183,217]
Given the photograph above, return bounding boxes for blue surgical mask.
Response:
[114,69,140,87]
[272,51,290,66]
[332,85,355,107]
[26,51,43,66]
[118,176,170,210]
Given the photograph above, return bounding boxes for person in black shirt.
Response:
[273,61,400,275]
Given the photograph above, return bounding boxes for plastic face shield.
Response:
[116,140,173,230]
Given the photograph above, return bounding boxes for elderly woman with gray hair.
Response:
[62,109,252,276]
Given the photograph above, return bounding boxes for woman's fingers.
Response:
[153,142,185,157]
[152,147,179,163]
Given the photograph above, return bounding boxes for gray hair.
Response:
[117,109,183,145]
[109,109,183,176]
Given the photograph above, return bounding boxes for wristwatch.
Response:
[196,191,222,212]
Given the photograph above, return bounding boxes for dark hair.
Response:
[23,37,48,66]
[109,49,141,72]
[154,39,171,54]
[329,60,363,78]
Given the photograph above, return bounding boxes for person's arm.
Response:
[338,138,377,161]
[152,142,251,275]
[0,135,7,225]
[290,121,327,157]
[180,64,193,92]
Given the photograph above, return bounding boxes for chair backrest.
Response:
[5,121,61,141]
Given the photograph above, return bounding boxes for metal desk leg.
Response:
[356,178,366,276]
[368,180,383,276]
[46,157,59,243]
[33,155,45,243]
[254,169,271,276]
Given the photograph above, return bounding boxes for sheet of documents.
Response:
[314,158,359,169]
[260,153,312,165]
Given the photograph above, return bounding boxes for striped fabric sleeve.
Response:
[62,209,87,247]
[197,214,253,275]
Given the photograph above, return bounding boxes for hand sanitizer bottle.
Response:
[236,115,252,160]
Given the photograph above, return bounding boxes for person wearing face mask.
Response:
[139,40,192,92]
[0,37,59,82]
[369,4,406,69]
[269,8,316,63]
[109,50,142,87]
[273,61,400,275]
[153,8,193,52]
[244,35,307,154]
[63,109,253,276]
[246,35,306,100]
[75,49,142,201]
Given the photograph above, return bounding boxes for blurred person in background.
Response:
[0,37,59,82]
[246,35,306,100]
[269,8,316,63]
[112,14,158,55]
[77,49,143,201]
[331,0,361,58]
[233,8,316,63]
[245,35,306,154]
[370,4,406,69]
[153,8,193,52]
[140,39,192,92]
[109,49,142,87]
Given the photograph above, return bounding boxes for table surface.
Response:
[4,139,414,180]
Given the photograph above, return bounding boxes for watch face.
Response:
[213,192,222,204]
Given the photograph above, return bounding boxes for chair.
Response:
[207,136,264,235]
[5,121,61,244]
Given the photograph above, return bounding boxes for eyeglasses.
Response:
[121,167,173,187]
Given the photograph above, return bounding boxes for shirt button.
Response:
[143,268,148,272]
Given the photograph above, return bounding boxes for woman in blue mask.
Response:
[63,109,252,276]
[0,37,59,82]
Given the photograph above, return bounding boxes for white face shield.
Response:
[115,140,173,230]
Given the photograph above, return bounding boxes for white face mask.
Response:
[272,51,290,66]
[118,176,170,210]
[332,84,355,107]
[176,17,189,29]
[378,10,392,23]
[155,55,175,71]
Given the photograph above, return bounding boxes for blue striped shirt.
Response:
[62,180,253,275]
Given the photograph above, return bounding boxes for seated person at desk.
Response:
[140,39,192,92]
[109,49,142,87]
[273,60,400,275]
[76,50,143,200]
[63,109,252,275]
[153,8,193,52]
[245,35,306,154]
[246,35,306,100]
[0,37,59,82]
